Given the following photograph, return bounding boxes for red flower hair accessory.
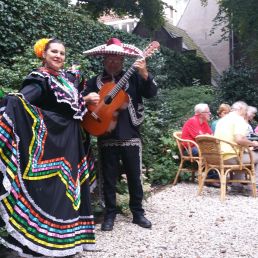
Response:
[34,38,51,58]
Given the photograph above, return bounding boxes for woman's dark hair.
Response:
[45,38,65,52]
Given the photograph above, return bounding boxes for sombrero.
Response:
[83,38,143,58]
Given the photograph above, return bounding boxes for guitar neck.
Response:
[107,41,159,98]
[109,65,136,97]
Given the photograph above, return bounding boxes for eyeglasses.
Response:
[201,111,211,114]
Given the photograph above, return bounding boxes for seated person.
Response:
[182,103,212,156]
[245,105,257,137]
[215,101,258,191]
[182,103,220,186]
[211,103,231,133]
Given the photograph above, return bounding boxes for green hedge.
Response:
[0,0,207,90]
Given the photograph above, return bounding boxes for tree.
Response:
[216,61,258,106]
[201,0,258,66]
[74,0,165,32]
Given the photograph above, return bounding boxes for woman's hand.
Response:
[83,92,100,105]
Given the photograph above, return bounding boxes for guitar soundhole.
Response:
[104,95,113,105]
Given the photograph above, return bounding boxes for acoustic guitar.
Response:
[82,41,160,136]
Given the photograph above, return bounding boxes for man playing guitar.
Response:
[83,38,158,231]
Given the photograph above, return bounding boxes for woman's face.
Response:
[43,43,65,71]
[220,109,230,118]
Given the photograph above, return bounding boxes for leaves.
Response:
[216,60,258,106]
[0,0,207,90]
[203,0,258,66]
[76,0,165,31]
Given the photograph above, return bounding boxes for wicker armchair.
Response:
[172,131,203,188]
[195,135,256,201]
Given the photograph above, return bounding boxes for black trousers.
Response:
[99,143,144,219]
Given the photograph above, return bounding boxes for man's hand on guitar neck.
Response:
[134,58,149,80]
[83,92,100,106]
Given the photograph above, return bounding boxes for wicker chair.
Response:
[172,131,203,188]
[195,135,256,201]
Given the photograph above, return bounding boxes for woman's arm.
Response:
[20,84,43,104]
[19,72,47,105]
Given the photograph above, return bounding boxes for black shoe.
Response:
[132,215,152,229]
[101,218,114,231]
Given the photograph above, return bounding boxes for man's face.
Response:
[103,55,124,76]
[200,107,211,121]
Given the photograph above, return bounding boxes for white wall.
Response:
[177,0,230,74]
[163,0,189,25]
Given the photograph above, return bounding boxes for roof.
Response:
[164,21,220,84]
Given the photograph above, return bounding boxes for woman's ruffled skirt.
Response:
[0,95,95,257]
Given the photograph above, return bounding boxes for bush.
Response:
[1,0,208,91]
[146,134,178,186]
[216,60,258,107]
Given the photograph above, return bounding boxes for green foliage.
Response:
[0,0,207,91]
[77,0,141,18]
[158,48,207,88]
[0,47,40,90]
[202,0,258,66]
[146,134,177,185]
[221,0,258,63]
[201,0,258,117]
[139,0,165,32]
[216,60,258,106]
[116,178,129,195]
[76,0,165,31]
[0,0,116,65]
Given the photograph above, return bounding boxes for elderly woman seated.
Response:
[246,105,257,137]
[211,103,231,133]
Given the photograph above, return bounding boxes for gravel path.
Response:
[76,183,258,258]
